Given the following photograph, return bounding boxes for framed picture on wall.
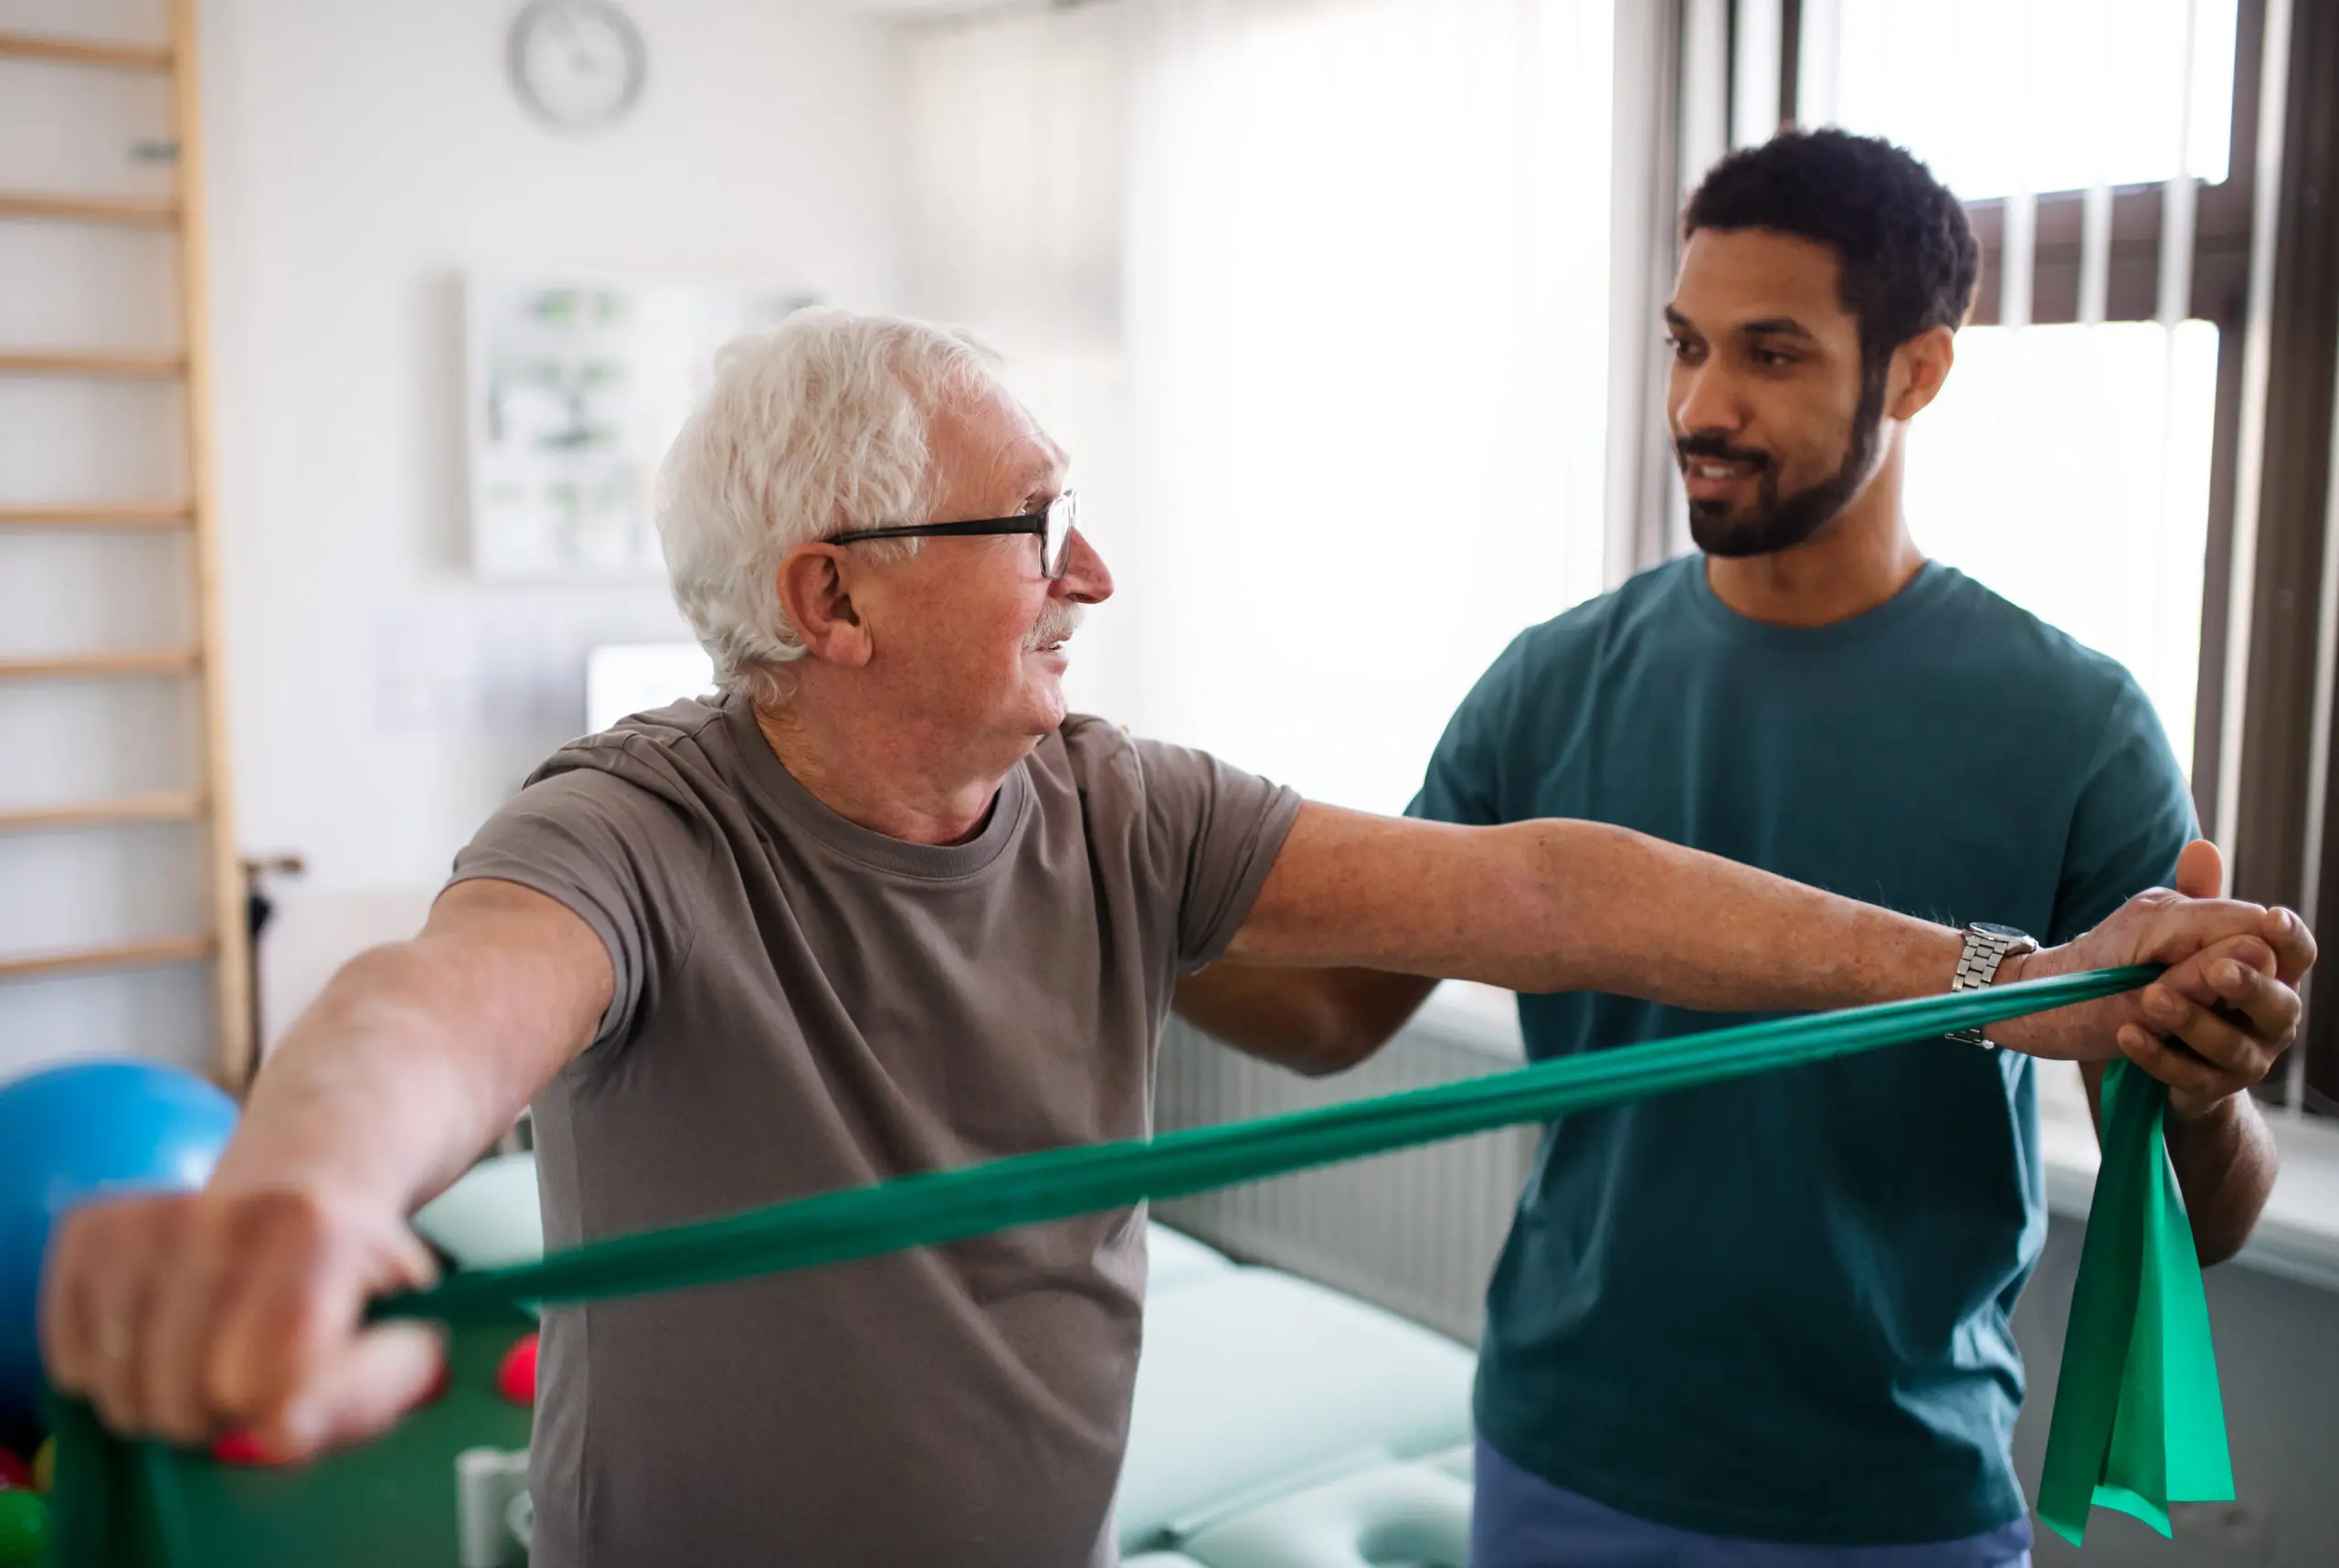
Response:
[462,274,815,579]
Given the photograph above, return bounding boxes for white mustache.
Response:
[1026,603,1085,650]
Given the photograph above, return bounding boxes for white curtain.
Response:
[905,0,1618,814]
[1119,0,1615,813]
[901,7,1139,712]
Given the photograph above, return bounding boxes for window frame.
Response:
[2254,0,2339,1113]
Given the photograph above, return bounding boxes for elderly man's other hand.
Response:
[39,1185,444,1459]
[1995,842,2313,1115]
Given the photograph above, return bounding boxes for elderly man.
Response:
[43,310,2306,1568]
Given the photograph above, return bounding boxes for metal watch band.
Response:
[1946,925,2038,1048]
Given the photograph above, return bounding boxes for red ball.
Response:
[0,1448,27,1489]
[494,1332,538,1407]
[210,1430,280,1467]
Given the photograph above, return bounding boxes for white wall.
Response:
[205,0,908,888]
[0,0,911,1075]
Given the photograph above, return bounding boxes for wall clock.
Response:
[508,0,647,131]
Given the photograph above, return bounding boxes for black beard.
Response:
[1684,365,1889,559]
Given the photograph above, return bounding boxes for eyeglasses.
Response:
[831,491,1077,581]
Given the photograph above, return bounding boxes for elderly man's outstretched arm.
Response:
[1196,801,2313,1087]
[43,799,2306,1465]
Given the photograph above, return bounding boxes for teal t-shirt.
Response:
[1409,556,2196,1546]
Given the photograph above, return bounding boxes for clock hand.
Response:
[553,8,598,72]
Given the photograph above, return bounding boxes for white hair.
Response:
[655,308,1001,707]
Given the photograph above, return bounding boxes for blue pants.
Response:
[1471,1437,2033,1568]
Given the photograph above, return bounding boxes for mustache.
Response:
[1026,601,1085,649]
[1676,433,1773,471]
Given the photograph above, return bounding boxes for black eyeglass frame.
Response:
[831,491,1076,581]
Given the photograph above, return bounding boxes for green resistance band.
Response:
[2037,1045,2236,1543]
[52,965,2227,1563]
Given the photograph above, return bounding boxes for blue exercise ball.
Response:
[0,1061,239,1428]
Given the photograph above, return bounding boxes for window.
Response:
[1904,323,2219,769]
[1796,0,2244,774]
[1823,0,2237,195]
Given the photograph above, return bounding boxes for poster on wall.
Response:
[463,275,815,578]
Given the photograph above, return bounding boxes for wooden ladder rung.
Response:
[0,503,193,530]
[0,191,178,228]
[0,790,204,834]
[0,31,172,70]
[0,933,213,984]
[0,649,200,679]
[0,349,185,378]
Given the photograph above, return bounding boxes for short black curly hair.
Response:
[1683,129,1980,376]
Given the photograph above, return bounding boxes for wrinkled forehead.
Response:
[927,376,1071,498]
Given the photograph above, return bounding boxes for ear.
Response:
[1886,325,1956,421]
[774,544,875,668]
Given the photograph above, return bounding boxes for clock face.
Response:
[509,0,646,130]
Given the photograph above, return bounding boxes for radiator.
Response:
[1152,1009,1539,1346]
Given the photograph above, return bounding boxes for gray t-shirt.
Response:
[447,692,1300,1568]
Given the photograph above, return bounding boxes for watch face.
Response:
[510,0,646,130]
[1973,922,2034,943]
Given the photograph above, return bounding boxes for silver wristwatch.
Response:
[1947,922,2039,1048]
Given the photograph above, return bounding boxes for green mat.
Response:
[47,966,2229,1563]
[43,1312,534,1568]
